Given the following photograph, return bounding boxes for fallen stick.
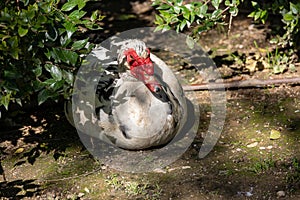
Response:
[182,77,300,91]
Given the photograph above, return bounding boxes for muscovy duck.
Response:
[65,39,188,150]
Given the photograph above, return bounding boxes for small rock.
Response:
[78,192,85,198]
[67,194,75,199]
[247,142,258,148]
[84,187,90,193]
[182,166,191,169]
[277,190,285,197]
[153,168,166,173]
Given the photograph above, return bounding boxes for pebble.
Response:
[277,190,285,197]
[247,142,258,148]
[236,148,242,152]
[78,192,85,198]
[153,168,166,173]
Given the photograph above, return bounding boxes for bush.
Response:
[152,0,242,40]
[0,0,103,110]
[152,0,300,50]
[248,0,300,48]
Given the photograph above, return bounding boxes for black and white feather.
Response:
[65,39,188,150]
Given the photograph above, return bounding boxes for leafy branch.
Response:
[0,0,104,109]
[152,0,242,40]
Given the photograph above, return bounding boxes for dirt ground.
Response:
[1,1,300,199]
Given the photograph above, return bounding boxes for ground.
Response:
[1,1,300,199]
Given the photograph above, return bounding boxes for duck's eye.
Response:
[127,54,134,61]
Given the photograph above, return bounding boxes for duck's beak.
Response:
[144,74,162,93]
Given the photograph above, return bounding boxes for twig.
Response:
[182,77,300,91]
[227,13,233,36]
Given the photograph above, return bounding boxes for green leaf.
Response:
[9,36,19,48]
[18,26,28,37]
[61,0,77,11]
[52,80,65,91]
[60,35,72,47]
[51,48,79,66]
[290,3,298,15]
[251,1,258,8]
[180,20,187,31]
[1,93,11,110]
[162,24,171,32]
[225,0,231,6]
[49,65,62,81]
[154,25,164,32]
[38,89,52,105]
[260,10,268,23]
[212,9,222,19]
[198,4,208,18]
[4,70,21,79]
[173,6,181,14]
[32,66,42,77]
[254,10,261,21]
[15,98,22,107]
[229,7,238,16]
[43,78,56,86]
[91,10,99,22]
[156,4,171,10]
[77,0,86,10]
[37,15,47,24]
[21,0,30,6]
[62,70,74,85]
[182,7,190,20]
[63,22,77,38]
[155,14,164,25]
[185,4,194,11]
[68,10,86,21]
[190,13,195,23]
[159,10,171,20]
[283,13,294,21]
[270,129,281,140]
[248,11,255,18]
[71,38,89,50]
[273,65,281,74]
[32,80,45,92]
[10,48,19,60]
[212,0,221,9]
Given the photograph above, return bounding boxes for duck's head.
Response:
[117,39,162,93]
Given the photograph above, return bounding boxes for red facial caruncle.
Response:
[124,48,162,93]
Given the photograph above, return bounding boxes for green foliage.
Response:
[248,0,300,48]
[266,48,296,74]
[286,158,300,187]
[249,157,275,174]
[105,174,162,199]
[0,0,103,109]
[152,0,242,40]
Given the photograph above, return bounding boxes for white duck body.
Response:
[67,39,187,150]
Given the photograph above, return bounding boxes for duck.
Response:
[65,39,188,150]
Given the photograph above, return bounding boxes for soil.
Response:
[1,1,300,199]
